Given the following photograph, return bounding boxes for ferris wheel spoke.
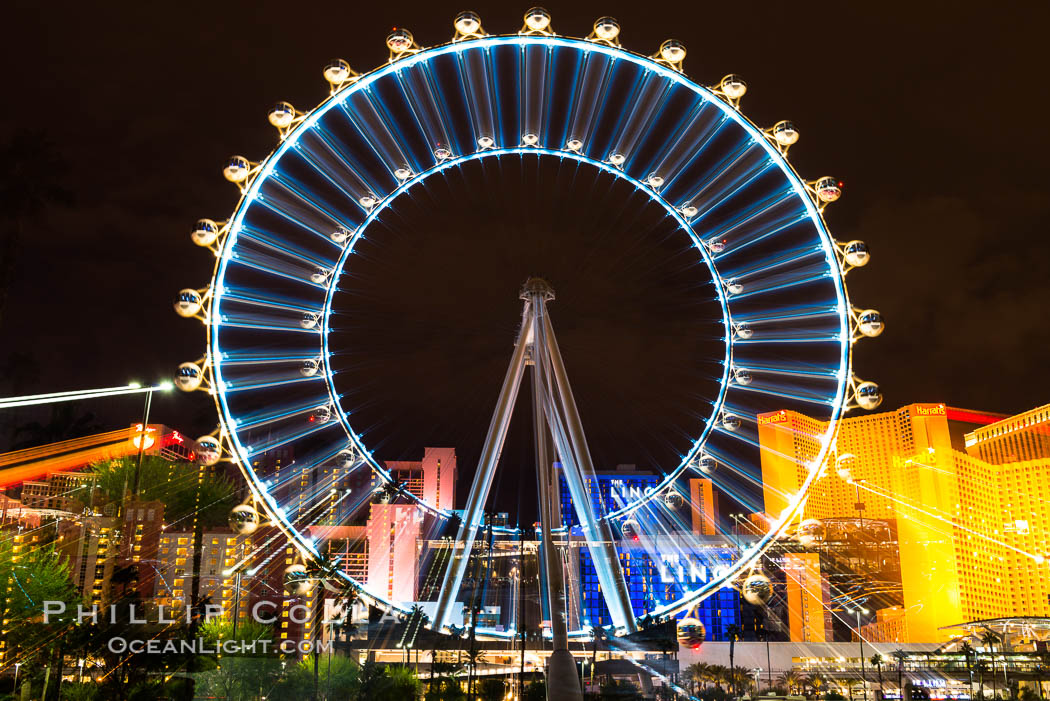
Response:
[214,313,322,335]
[219,288,326,314]
[226,250,332,290]
[682,145,772,220]
[720,243,825,280]
[241,417,340,458]
[731,302,840,324]
[237,222,338,269]
[520,43,552,145]
[732,333,842,344]
[610,73,672,167]
[650,106,727,195]
[688,452,766,513]
[219,375,324,395]
[230,397,331,431]
[566,51,612,152]
[269,154,373,224]
[706,211,810,262]
[731,382,837,406]
[339,91,416,184]
[725,361,840,379]
[218,351,322,366]
[694,187,796,240]
[726,267,835,301]
[394,64,455,161]
[456,47,498,147]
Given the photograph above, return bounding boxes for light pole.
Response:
[115,382,174,512]
[852,607,870,701]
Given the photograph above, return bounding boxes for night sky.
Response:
[2,0,1048,477]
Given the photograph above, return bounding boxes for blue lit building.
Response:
[556,465,742,640]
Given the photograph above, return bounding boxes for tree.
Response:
[977,660,991,700]
[599,678,644,700]
[871,653,885,700]
[269,654,361,701]
[892,650,908,699]
[194,620,282,701]
[477,678,505,701]
[89,456,235,527]
[727,625,742,696]
[0,537,80,697]
[960,642,976,701]
[807,672,827,697]
[779,670,804,695]
[843,677,864,701]
[686,662,711,695]
[981,631,1004,700]
[521,680,546,701]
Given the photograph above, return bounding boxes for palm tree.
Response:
[892,650,908,699]
[590,625,604,688]
[977,660,991,700]
[685,662,710,695]
[806,672,827,698]
[870,653,885,701]
[844,677,865,701]
[960,642,976,701]
[778,670,804,695]
[981,631,1004,700]
[728,625,742,696]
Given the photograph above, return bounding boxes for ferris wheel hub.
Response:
[520,276,555,301]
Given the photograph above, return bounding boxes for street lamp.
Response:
[850,608,871,700]
[117,382,175,512]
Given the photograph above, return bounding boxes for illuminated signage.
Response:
[758,410,789,426]
[910,404,946,417]
[657,552,729,585]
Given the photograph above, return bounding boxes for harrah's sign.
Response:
[758,410,789,426]
[910,404,946,417]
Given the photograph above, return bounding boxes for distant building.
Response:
[759,402,1050,642]
[153,530,252,623]
[381,447,457,511]
[783,552,831,643]
[689,478,718,536]
[366,503,423,602]
[965,403,1050,464]
[119,499,165,600]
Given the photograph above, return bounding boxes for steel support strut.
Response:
[432,278,636,639]
[537,307,637,633]
[529,295,569,650]
[432,310,532,630]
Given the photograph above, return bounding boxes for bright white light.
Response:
[0,383,172,410]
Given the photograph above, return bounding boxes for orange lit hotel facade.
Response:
[759,402,1050,643]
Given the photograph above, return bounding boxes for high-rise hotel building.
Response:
[759,402,1050,642]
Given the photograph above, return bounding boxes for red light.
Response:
[308,416,315,422]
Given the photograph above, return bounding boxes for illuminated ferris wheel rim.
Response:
[177,16,883,638]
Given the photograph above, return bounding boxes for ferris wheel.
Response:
[173,9,882,643]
